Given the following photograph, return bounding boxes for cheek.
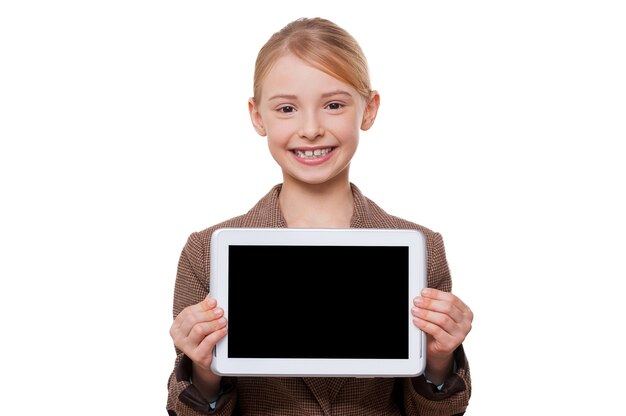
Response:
[264,121,290,142]
[265,124,296,157]
[328,118,361,142]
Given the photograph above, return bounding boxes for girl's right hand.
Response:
[169,295,228,397]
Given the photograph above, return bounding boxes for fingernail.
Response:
[414,297,424,306]
[214,307,223,316]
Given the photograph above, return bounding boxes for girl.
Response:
[167,17,473,416]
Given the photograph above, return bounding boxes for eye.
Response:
[326,102,344,110]
[277,105,296,113]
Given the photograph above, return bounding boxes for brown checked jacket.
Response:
[167,183,471,416]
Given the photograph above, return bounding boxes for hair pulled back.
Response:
[253,17,372,102]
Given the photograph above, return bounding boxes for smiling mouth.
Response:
[292,147,334,159]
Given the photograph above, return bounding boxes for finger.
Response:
[412,316,455,345]
[184,316,228,348]
[412,317,465,353]
[411,307,460,337]
[194,325,228,359]
[421,288,471,313]
[171,305,225,340]
[176,316,228,356]
[413,297,465,325]
[414,289,472,323]
[411,305,472,342]
[178,307,225,340]
[196,295,218,312]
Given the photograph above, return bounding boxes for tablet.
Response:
[209,227,427,377]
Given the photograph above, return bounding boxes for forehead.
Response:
[261,54,358,99]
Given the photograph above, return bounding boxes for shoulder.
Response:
[351,183,440,238]
[365,196,447,254]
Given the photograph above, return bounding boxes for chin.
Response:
[290,172,349,187]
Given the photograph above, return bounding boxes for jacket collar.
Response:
[250,183,375,229]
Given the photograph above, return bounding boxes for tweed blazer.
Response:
[167,183,471,416]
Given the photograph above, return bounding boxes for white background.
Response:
[1,1,624,414]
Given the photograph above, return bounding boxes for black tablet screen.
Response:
[227,245,409,359]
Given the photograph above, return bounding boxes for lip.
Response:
[290,146,336,166]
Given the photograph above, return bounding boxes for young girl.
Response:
[167,17,473,416]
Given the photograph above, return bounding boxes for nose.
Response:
[298,112,325,140]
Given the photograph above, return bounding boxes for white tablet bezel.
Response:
[209,227,427,377]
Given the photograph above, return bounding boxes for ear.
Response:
[248,98,267,137]
[360,90,380,131]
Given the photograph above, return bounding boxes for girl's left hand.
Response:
[412,288,473,371]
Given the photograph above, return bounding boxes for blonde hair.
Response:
[253,17,372,102]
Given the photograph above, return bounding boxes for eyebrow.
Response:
[267,94,297,101]
[321,90,353,99]
[267,90,354,101]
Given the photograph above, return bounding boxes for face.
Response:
[249,54,379,187]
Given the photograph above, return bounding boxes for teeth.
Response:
[294,148,332,159]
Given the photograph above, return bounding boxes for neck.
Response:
[279,176,354,228]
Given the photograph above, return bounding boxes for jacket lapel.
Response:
[350,183,376,229]
[302,378,331,414]
[301,377,349,414]
[326,377,348,405]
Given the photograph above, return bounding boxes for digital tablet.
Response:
[209,227,427,377]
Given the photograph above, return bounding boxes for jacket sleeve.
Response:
[402,232,472,416]
[166,232,237,416]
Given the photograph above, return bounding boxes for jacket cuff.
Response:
[411,344,468,401]
[175,355,236,414]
